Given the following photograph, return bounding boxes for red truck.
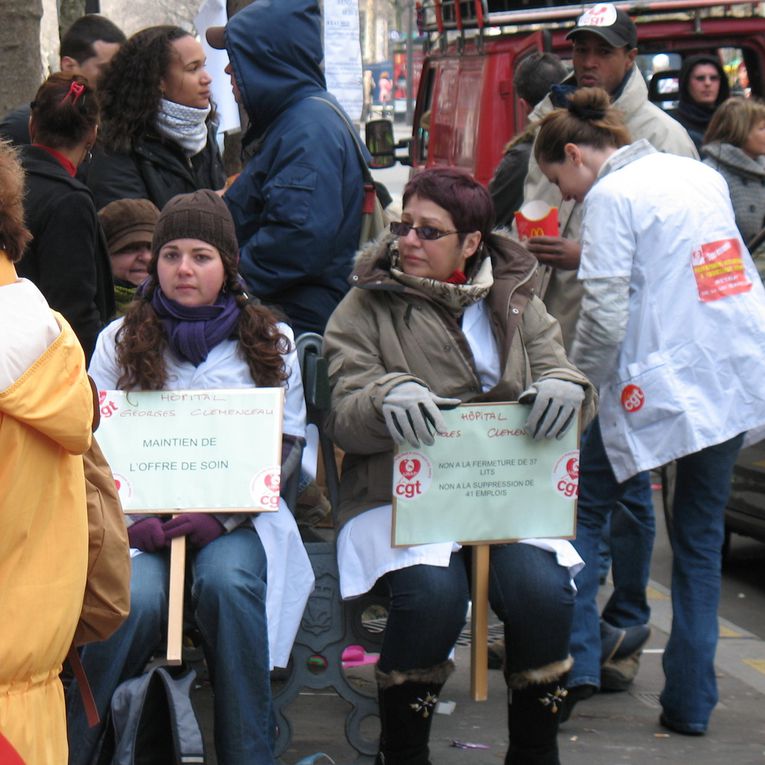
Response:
[367,0,765,186]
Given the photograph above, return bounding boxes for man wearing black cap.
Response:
[518,3,698,722]
[204,0,365,337]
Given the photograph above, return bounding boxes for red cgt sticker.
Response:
[621,384,645,413]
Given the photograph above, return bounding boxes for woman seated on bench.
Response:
[67,190,313,765]
[323,167,596,765]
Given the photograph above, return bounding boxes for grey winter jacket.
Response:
[702,142,765,246]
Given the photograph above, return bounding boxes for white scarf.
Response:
[155,98,211,157]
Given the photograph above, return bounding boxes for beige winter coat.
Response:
[524,66,699,349]
[323,232,596,527]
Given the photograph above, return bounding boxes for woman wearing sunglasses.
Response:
[323,166,596,765]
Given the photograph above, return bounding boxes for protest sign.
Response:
[97,388,284,514]
[96,386,285,664]
[392,402,578,546]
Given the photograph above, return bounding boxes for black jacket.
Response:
[18,146,115,361]
[0,103,31,145]
[86,124,226,210]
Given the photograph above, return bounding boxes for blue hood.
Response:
[225,0,327,136]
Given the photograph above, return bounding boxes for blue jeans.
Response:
[378,545,575,677]
[568,417,656,689]
[67,526,273,765]
[660,433,743,731]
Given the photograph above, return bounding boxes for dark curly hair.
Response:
[30,73,99,150]
[98,25,190,152]
[115,253,290,392]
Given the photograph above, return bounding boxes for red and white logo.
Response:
[578,3,617,28]
[99,389,119,419]
[621,384,645,413]
[113,473,132,501]
[250,467,281,511]
[399,457,422,481]
[552,451,580,499]
[393,452,432,501]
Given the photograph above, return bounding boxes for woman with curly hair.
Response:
[86,26,226,209]
[66,190,314,765]
[0,138,93,763]
[19,72,114,361]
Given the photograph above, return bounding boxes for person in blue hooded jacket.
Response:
[206,0,365,337]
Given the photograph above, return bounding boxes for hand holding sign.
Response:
[382,382,460,448]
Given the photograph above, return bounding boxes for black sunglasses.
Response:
[390,221,461,241]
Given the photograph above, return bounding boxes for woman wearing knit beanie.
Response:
[67,189,314,765]
[98,198,159,315]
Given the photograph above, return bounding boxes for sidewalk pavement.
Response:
[191,576,765,764]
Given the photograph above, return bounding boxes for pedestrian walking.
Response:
[535,86,765,735]
[521,4,698,705]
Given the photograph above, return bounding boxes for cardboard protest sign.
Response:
[96,388,284,513]
[392,402,578,546]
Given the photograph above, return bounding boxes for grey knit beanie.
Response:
[152,189,239,268]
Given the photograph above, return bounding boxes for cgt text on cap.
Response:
[205,25,226,50]
[566,4,638,49]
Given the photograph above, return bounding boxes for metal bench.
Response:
[273,333,385,763]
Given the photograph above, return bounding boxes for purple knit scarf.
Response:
[151,288,241,366]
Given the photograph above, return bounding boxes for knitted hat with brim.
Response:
[99,198,159,255]
[151,189,239,268]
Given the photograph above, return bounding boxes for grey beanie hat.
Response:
[151,189,239,267]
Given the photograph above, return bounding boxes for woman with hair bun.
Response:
[19,72,114,362]
[86,25,225,209]
[535,87,765,734]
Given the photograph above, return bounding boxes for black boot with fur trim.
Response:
[375,660,454,765]
[504,657,572,765]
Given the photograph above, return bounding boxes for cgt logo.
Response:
[250,467,281,510]
[393,452,432,501]
[552,451,580,499]
[99,390,118,418]
[621,384,645,413]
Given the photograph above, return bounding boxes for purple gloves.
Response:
[163,513,225,549]
[128,517,167,553]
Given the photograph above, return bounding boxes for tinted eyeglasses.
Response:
[390,221,461,241]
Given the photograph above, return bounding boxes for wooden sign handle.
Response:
[166,533,186,665]
[470,544,490,701]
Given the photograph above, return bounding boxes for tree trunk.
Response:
[59,0,86,38]
[0,0,44,115]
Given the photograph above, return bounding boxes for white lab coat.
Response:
[89,318,314,668]
[574,140,765,482]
